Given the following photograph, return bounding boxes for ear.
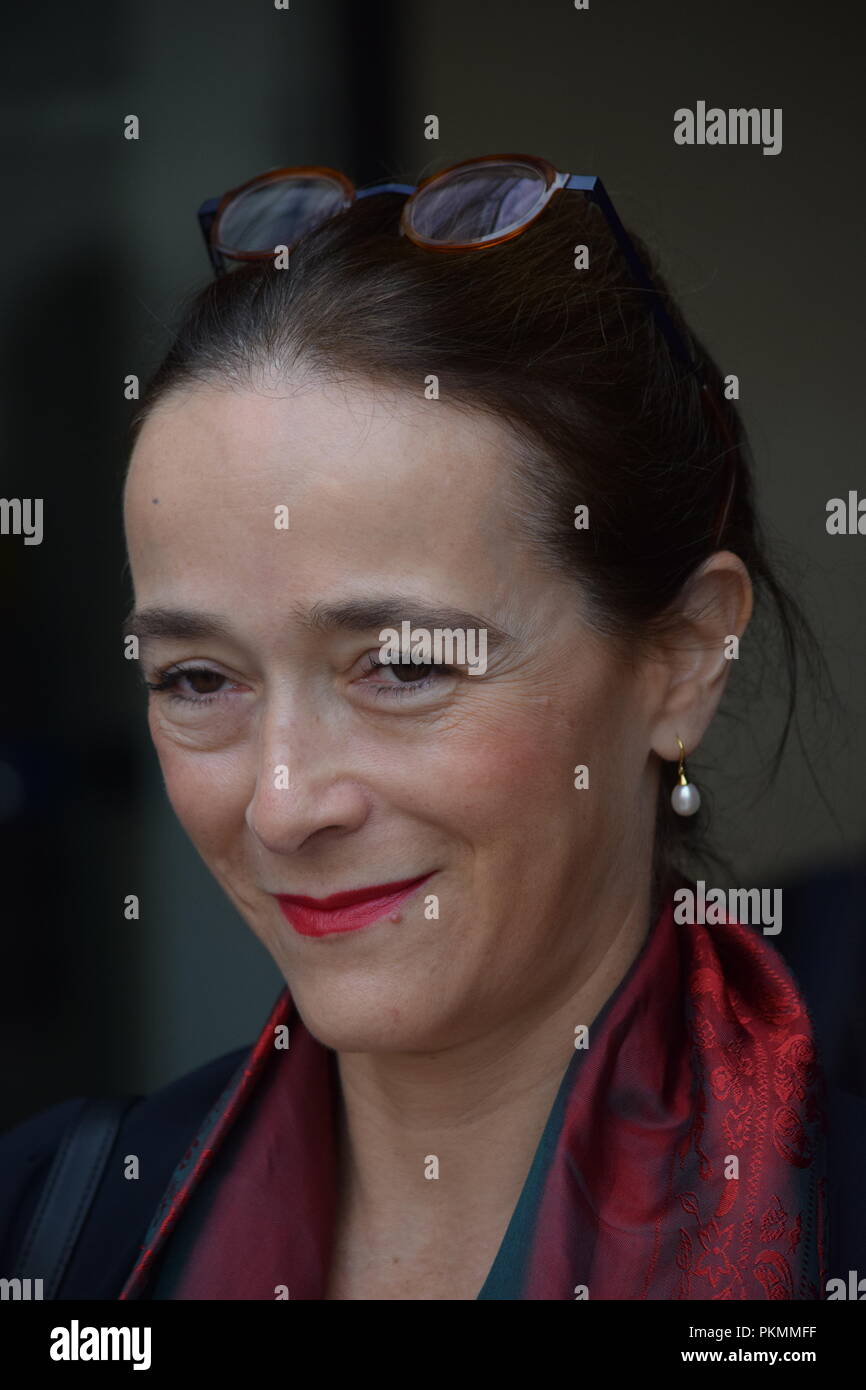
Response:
[647,550,753,763]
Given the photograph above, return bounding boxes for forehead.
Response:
[127,380,516,516]
[123,381,541,622]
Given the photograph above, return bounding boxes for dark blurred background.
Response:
[1,0,864,1124]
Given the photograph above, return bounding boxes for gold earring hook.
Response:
[675,736,687,786]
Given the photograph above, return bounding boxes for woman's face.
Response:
[124,378,662,1052]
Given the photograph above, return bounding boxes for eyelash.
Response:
[144,667,228,706]
[144,656,457,706]
[361,653,456,700]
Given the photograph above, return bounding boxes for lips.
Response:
[274,872,436,937]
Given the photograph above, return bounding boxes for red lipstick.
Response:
[274,872,436,937]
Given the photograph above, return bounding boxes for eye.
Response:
[144,665,235,705]
[357,652,457,700]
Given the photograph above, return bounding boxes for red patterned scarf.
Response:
[119,889,827,1300]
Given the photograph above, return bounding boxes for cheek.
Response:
[150,721,248,857]
[420,694,601,834]
[424,670,638,869]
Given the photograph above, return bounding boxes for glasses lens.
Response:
[406,160,549,246]
[216,175,350,257]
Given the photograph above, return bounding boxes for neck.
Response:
[331,880,655,1264]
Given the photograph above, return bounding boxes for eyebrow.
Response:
[122,597,516,651]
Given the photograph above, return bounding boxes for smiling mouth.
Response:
[273,872,437,937]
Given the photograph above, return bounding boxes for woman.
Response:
[0,155,829,1300]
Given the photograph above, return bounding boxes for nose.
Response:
[244,696,370,855]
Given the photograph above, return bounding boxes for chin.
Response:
[289,977,462,1055]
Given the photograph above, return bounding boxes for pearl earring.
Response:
[670,736,701,817]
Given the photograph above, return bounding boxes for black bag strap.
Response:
[13,1095,134,1299]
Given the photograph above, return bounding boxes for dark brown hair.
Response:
[128,188,820,903]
